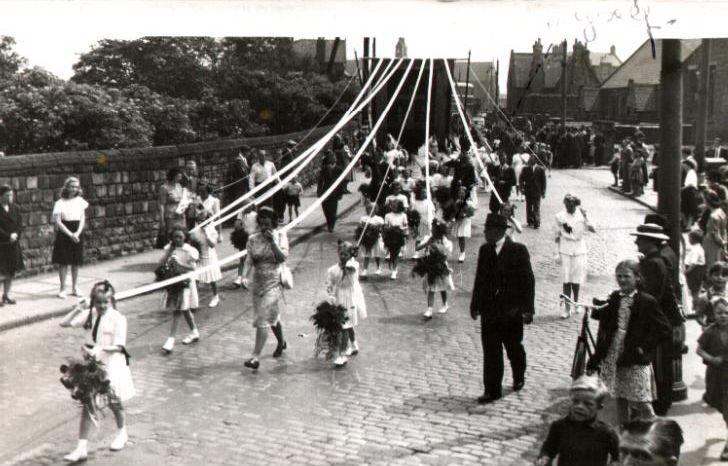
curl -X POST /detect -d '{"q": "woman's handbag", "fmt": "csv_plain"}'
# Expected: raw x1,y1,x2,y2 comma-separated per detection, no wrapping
279,264,293,290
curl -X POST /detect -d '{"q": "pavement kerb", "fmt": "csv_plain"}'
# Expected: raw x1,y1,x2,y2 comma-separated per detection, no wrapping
0,196,361,334
607,186,657,212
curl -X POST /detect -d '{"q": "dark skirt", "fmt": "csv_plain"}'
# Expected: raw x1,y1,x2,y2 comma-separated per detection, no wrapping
286,194,301,207
52,220,84,266
0,241,24,276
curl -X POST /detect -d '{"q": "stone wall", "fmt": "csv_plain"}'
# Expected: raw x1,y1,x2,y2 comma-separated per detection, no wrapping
0,125,341,275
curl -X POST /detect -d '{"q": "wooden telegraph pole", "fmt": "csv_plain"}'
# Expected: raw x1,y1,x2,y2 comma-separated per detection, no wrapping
658,39,688,403
694,39,712,174
464,50,472,113
561,39,568,125
495,59,500,111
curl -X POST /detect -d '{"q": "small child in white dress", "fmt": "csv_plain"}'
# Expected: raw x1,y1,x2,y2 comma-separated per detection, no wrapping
410,181,435,260
383,200,409,280
160,226,201,353
59,281,134,461
416,219,454,320
357,199,385,277
191,204,222,308
325,241,367,367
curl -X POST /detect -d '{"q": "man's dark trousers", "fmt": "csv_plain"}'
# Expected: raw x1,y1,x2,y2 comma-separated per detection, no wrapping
482,316,526,396
525,195,541,227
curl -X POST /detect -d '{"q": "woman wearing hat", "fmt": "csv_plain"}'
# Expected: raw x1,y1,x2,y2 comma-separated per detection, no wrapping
555,194,595,318
704,190,728,272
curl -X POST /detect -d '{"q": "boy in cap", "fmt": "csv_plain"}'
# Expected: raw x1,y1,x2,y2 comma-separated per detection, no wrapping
537,375,619,466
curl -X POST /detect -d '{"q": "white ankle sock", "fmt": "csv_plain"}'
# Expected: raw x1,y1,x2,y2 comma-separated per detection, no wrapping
77,439,88,451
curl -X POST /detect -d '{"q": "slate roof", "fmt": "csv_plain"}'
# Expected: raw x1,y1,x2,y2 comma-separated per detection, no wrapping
601,39,702,89
510,47,621,89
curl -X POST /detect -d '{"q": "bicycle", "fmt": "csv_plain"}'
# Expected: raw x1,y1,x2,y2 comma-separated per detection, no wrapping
559,294,607,380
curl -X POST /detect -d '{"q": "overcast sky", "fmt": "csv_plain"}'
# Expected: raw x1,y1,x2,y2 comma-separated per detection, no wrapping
2,0,726,90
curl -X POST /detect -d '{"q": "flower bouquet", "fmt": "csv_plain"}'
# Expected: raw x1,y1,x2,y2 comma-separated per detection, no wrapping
59,357,111,422
311,301,348,359
382,225,406,259
406,209,421,237
354,222,381,253
230,227,249,251
411,245,450,285
154,258,189,294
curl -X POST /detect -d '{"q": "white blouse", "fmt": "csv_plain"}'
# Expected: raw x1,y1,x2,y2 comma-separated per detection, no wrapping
52,197,89,221
164,243,200,269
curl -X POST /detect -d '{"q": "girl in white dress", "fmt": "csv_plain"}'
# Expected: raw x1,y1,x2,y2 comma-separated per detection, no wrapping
325,241,367,367
191,204,222,308
160,226,201,353
416,219,454,320
383,200,409,280
59,281,134,461
198,183,222,242
452,185,476,263
357,199,385,277
512,151,529,201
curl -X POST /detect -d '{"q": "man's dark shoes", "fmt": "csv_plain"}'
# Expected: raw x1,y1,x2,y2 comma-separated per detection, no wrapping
273,341,287,358
513,380,525,392
2,295,15,305
477,392,502,404
244,358,260,370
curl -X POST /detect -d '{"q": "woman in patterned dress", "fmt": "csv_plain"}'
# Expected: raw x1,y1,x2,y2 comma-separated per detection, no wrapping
587,260,671,425
242,207,289,370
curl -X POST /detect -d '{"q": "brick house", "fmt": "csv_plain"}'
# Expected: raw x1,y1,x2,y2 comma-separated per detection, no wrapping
506,38,621,118
596,38,728,141
291,38,346,76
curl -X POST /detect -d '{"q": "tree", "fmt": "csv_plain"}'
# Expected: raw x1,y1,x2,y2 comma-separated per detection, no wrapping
72,37,220,100
0,36,26,83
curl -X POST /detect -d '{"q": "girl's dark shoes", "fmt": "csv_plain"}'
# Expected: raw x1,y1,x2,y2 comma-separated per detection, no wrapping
273,341,287,358
244,358,260,370
2,295,15,305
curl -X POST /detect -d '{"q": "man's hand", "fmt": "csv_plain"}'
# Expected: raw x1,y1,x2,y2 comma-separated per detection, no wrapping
523,313,534,325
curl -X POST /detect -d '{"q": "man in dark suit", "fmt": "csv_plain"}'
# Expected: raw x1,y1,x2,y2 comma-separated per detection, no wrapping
707,137,728,159
519,157,547,228
470,213,535,403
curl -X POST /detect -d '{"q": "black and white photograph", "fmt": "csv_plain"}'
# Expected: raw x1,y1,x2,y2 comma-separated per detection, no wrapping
0,0,727,464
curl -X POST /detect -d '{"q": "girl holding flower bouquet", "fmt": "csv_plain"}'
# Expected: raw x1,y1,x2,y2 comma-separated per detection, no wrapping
325,241,367,367
414,219,454,320
356,199,385,277
452,184,476,263
59,280,134,461
159,225,201,353
383,199,408,280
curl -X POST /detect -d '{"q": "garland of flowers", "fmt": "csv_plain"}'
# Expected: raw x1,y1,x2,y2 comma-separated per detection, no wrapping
406,209,421,237
382,225,406,258
59,357,111,422
411,245,450,285
154,258,190,294
310,301,348,360
354,222,381,252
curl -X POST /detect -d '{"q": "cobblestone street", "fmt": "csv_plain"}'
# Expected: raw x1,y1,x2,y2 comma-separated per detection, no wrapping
0,169,710,466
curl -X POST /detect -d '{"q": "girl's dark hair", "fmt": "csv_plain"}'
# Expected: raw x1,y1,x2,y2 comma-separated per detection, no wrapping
413,180,427,201
0,184,12,197
166,167,183,182
390,199,404,212
431,219,448,238
620,418,684,460
83,280,117,330
256,206,277,225
168,225,190,244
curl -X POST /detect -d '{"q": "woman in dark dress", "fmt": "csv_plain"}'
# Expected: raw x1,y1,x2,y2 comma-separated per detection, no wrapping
0,185,23,305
